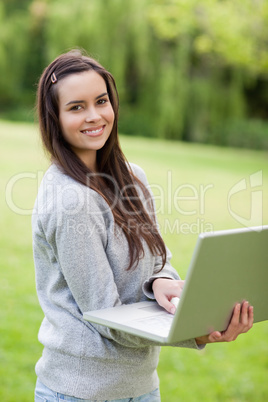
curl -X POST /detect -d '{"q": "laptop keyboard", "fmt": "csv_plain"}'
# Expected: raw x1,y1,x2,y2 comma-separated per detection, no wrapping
129,313,174,337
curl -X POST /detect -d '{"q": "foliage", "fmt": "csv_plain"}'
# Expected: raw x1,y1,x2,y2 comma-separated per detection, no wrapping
149,0,268,73
0,0,268,149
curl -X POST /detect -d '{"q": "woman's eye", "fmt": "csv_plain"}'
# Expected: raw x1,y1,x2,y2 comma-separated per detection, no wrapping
70,105,82,111
97,98,108,105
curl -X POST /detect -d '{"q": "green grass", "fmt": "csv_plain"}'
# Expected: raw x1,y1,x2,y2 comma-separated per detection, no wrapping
0,120,268,401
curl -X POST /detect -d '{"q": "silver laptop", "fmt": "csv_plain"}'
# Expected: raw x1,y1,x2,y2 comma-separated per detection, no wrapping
83,226,268,343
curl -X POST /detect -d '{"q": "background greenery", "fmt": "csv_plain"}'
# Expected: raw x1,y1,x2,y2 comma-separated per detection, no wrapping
1,120,267,401
1,0,268,149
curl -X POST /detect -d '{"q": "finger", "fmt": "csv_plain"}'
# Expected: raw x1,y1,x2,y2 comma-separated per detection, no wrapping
156,294,176,314
164,293,182,314
240,302,254,331
208,331,222,343
218,304,241,341
232,303,242,323
240,301,250,326
248,306,254,327
224,302,253,341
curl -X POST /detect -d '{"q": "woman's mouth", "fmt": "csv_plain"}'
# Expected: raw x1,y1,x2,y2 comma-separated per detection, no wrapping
81,125,105,136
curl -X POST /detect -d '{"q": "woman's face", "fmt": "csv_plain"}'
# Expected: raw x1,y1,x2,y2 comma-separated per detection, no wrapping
58,70,115,170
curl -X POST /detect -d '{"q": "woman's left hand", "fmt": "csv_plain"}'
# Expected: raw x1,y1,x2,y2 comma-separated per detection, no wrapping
195,301,254,345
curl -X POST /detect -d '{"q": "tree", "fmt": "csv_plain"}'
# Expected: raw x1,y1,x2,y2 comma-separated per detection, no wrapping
0,0,267,149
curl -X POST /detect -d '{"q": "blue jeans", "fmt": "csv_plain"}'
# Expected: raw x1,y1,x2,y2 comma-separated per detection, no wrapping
35,378,161,402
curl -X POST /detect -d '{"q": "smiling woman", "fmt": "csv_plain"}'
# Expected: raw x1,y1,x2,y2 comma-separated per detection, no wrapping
34,49,172,401
32,49,253,402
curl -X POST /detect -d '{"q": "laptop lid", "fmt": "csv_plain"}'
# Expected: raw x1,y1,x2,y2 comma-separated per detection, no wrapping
167,225,268,342
83,226,268,343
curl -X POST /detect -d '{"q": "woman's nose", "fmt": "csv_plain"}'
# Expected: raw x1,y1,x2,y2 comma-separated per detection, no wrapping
85,107,101,122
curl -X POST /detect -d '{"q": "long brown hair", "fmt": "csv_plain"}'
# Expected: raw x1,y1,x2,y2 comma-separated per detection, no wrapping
37,49,166,270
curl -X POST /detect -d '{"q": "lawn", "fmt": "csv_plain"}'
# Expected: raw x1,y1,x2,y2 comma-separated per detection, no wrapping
0,120,267,401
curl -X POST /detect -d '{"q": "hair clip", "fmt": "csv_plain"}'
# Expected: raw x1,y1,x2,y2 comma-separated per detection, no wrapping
51,72,57,84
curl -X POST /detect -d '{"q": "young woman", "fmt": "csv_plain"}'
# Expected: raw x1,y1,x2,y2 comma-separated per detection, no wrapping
33,49,253,401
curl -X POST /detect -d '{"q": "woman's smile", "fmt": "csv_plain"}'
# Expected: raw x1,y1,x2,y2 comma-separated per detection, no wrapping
80,125,106,136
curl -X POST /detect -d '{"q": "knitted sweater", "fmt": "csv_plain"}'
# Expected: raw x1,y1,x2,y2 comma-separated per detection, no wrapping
32,162,200,400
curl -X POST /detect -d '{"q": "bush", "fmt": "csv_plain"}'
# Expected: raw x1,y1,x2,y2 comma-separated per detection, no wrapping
211,119,268,150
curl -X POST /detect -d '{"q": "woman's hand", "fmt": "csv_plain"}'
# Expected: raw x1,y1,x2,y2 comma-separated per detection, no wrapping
195,301,254,345
152,278,253,345
152,278,185,314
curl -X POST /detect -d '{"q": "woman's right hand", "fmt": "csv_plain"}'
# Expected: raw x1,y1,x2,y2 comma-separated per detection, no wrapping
152,278,185,315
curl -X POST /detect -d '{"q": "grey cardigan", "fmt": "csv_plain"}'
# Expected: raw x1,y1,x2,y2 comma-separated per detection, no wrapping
32,162,199,400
